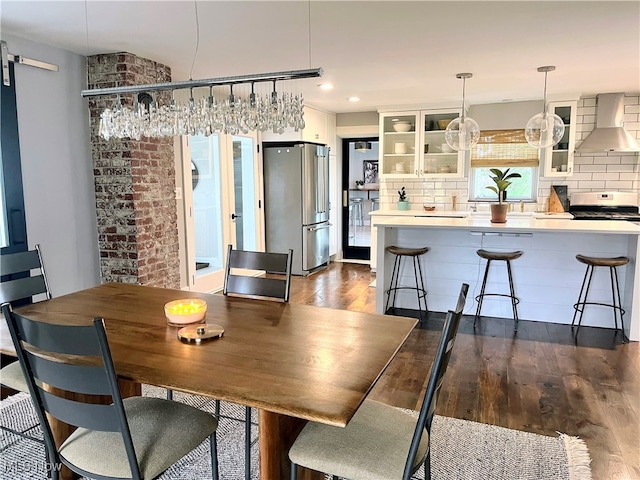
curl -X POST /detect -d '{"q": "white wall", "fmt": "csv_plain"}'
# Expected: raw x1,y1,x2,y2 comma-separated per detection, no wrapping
3,34,100,295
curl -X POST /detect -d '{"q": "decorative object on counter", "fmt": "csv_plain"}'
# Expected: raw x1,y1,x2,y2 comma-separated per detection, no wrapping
525,66,565,149
355,180,364,190
452,194,458,211
397,186,410,210
548,185,569,213
445,73,480,151
165,298,207,326
423,205,436,211
392,121,412,132
486,168,522,223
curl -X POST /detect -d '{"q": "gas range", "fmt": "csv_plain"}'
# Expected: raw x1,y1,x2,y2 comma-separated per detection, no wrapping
569,192,640,221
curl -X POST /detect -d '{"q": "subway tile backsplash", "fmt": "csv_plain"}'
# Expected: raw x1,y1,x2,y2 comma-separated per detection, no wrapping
379,93,640,211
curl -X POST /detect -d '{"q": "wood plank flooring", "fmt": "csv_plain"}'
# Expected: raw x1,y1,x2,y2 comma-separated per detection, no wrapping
289,261,640,480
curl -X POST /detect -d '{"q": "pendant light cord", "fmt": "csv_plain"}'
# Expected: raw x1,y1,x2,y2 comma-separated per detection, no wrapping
461,76,466,120
308,0,312,69
542,71,548,114
189,0,200,81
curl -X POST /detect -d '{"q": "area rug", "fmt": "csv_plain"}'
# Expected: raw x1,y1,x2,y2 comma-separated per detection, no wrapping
0,387,591,480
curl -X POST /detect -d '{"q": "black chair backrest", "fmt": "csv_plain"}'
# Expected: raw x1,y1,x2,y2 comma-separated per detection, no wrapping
403,283,469,479
1,304,141,479
223,244,293,302
0,244,51,304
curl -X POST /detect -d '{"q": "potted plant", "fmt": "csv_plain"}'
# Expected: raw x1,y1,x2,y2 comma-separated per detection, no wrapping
355,180,365,190
486,168,521,223
397,186,410,210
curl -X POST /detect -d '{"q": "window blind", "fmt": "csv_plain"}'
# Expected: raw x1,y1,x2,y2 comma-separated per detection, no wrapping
470,129,539,168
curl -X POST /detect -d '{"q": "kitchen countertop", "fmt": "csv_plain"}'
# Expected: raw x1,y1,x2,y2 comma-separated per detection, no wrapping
373,215,640,235
369,209,575,220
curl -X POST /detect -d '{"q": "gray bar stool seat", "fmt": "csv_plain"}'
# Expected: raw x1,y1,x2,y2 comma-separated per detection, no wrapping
385,246,429,322
572,254,629,343
474,249,523,332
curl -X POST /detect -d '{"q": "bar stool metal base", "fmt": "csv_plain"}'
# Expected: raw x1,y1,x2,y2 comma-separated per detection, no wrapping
473,249,523,332
385,246,429,323
571,254,629,343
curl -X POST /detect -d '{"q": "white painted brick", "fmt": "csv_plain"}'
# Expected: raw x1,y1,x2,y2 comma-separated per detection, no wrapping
621,155,640,164
595,172,621,180
578,180,606,189
620,173,640,183
622,122,640,130
625,105,640,114
594,156,621,165
578,164,607,173
603,180,634,189
577,123,595,133
577,106,596,116
569,172,594,181
624,95,640,106
609,164,637,173
574,155,594,165
582,115,596,124
563,180,579,190
582,98,597,107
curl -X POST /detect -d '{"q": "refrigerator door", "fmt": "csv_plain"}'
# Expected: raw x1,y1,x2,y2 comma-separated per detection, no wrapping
302,221,330,272
302,144,330,225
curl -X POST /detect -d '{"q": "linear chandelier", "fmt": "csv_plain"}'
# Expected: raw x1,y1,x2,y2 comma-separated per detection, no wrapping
81,67,323,140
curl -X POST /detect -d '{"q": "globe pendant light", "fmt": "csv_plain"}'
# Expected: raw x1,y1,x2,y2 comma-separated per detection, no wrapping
445,73,480,152
525,66,565,149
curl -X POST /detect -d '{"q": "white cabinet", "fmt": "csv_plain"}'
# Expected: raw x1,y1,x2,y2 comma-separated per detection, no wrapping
541,100,577,177
261,105,335,147
379,108,466,178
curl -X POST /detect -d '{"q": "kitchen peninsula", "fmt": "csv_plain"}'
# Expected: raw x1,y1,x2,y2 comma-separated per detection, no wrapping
375,216,640,341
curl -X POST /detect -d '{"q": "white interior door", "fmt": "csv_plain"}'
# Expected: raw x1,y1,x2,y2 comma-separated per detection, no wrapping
181,131,263,293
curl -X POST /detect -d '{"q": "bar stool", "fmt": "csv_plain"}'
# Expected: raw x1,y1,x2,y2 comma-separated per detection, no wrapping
473,249,523,332
349,198,364,226
371,198,380,211
572,254,629,343
385,246,429,322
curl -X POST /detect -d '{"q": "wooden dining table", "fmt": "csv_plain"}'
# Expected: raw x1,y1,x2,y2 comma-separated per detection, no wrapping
2,282,417,480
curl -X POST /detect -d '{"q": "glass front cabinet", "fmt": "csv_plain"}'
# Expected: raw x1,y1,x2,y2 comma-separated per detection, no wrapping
379,108,467,178
541,100,577,177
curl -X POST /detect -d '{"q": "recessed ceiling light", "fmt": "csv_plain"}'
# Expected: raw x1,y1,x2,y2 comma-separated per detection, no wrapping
318,83,334,90
348,96,360,102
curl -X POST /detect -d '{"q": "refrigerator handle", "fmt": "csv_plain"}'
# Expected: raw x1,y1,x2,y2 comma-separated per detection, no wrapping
318,152,327,213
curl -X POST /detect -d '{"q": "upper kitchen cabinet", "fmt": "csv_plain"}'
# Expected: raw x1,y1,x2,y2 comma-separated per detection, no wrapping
261,105,336,152
541,100,577,177
379,108,466,178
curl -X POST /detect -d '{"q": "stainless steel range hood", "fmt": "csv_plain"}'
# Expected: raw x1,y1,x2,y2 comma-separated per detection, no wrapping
576,93,639,152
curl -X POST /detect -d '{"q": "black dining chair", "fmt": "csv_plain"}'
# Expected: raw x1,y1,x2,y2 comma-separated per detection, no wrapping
2,303,221,480
1,244,52,395
223,244,293,479
288,283,469,480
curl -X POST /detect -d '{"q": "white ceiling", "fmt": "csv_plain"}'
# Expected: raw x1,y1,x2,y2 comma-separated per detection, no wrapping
2,1,639,114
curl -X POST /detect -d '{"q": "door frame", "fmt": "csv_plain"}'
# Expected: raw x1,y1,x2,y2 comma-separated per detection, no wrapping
341,136,378,261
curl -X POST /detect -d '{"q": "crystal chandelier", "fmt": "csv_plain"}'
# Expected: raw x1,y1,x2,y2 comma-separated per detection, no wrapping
81,68,322,140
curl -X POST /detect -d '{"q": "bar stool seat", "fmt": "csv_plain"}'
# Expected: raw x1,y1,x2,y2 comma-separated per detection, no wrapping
572,254,629,343
385,246,429,323
474,249,523,332
349,198,364,226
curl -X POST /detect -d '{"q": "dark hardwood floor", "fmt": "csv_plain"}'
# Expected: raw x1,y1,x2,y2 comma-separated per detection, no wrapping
289,261,640,480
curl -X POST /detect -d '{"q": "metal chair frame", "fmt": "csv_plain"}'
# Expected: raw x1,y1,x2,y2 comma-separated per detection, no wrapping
2,305,218,480
473,256,520,332
571,262,628,343
385,249,429,323
290,284,469,480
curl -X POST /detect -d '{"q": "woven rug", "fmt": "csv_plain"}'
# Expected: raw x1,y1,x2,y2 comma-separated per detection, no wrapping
0,386,592,480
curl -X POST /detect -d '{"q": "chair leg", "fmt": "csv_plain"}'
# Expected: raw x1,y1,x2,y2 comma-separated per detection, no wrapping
474,259,491,328
210,432,219,480
215,399,221,418
571,265,590,327
612,266,629,343
290,461,297,480
415,255,429,321
166,389,173,401
573,265,594,341
424,450,431,480
506,259,519,332
385,254,401,314
245,406,251,480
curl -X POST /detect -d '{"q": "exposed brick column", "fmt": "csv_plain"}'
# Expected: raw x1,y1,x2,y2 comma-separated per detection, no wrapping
88,52,179,288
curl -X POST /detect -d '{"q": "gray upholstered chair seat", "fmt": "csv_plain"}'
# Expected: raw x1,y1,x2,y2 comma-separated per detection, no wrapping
289,399,428,480
0,361,28,392
60,396,218,479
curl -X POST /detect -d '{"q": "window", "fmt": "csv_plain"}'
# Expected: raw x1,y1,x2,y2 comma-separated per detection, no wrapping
468,130,538,202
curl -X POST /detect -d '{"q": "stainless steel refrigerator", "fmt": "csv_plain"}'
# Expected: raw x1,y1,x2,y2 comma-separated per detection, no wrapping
263,142,330,276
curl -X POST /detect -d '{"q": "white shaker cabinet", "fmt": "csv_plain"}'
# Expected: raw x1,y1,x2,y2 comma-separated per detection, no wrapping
379,108,467,179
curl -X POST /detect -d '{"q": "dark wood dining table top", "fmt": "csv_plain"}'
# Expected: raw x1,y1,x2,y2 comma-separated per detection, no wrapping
4,282,417,427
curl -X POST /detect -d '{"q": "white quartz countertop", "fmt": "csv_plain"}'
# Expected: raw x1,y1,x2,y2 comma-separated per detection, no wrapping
369,209,575,219
374,215,640,235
